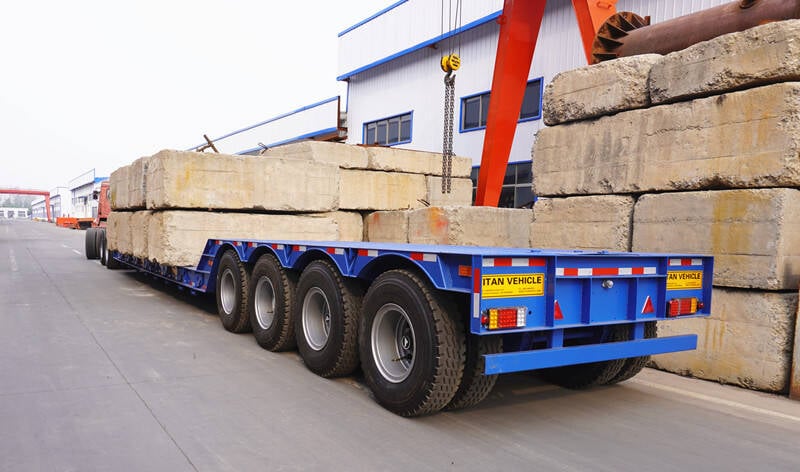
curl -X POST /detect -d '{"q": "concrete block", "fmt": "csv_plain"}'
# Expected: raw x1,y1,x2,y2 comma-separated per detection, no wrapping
425,177,473,207
262,141,369,169
652,288,797,393
531,195,633,251
130,211,152,259
533,83,800,196
364,211,410,243
316,211,364,242
107,211,132,254
791,297,800,399
366,147,472,177
633,189,800,290
543,54,660,125
109,166,130,210
408,206,532,247
650,20,800,104
127,157,150,210
146,211,361,267
339,169,427,211
145,149,339,212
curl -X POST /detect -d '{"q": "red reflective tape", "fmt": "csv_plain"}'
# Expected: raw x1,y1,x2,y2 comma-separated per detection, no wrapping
632,267,644,275
410,253,423,261
529,258,546,267
248,242,255,248
271,244,278,249
293,245,302,251
593,267,619,276
494,258,512,267
326,247,335,254
358,249,368,256
564,268,579,276
473,269,481,294
681,259,692,266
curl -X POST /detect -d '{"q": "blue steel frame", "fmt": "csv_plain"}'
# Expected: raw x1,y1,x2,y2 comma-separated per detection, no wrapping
111,239,713,375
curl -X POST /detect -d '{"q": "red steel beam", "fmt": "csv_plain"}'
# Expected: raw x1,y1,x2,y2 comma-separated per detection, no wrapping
0,189,52,222
475,0,547,207
572,0,618,63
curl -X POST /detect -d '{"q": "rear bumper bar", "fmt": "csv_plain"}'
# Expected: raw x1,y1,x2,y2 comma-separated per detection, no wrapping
483,334,697,375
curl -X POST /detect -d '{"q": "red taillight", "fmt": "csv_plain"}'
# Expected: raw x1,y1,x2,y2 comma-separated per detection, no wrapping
483,307,526,330
668,298,699,317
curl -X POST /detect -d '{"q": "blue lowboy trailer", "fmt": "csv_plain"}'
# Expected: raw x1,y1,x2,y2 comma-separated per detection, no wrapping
109,239,712,417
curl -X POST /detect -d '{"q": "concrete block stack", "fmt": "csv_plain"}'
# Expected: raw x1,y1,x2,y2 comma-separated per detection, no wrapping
108,143,473,267
531,20,800,394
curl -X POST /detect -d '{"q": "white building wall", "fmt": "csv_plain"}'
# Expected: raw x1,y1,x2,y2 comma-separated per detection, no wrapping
341,0,733,166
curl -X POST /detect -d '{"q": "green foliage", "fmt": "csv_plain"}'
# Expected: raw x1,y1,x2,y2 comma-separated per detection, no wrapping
0,194,37,209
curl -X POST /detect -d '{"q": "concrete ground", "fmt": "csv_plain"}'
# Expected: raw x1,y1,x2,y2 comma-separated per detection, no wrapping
2,218,800,472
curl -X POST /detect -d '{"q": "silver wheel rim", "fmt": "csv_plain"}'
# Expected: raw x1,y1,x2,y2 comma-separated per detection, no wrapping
371,303,415,383
220,269,236,315
302,287,330,351
254,276,276,330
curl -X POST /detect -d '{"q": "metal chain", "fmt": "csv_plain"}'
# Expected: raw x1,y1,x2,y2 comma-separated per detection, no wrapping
442,72,455,194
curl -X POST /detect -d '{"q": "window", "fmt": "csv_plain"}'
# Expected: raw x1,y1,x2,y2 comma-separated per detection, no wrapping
470,161,535,208
460,77,544,132
363,112,412,146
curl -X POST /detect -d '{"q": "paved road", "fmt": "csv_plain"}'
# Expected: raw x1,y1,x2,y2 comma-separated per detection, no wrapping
2,218,800,472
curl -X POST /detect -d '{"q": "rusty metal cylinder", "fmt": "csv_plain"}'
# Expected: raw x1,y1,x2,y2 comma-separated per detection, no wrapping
592,0,800,62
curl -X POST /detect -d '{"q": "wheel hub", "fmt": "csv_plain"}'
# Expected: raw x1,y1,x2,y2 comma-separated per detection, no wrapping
372,303,416,383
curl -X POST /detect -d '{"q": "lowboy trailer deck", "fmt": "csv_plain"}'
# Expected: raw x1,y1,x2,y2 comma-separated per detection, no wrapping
109,239,712,416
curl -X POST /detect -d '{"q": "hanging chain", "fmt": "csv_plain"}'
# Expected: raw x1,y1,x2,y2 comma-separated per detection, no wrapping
442,71,455,193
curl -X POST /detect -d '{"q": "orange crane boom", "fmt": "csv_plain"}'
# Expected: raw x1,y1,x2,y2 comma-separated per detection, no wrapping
0,189,52,222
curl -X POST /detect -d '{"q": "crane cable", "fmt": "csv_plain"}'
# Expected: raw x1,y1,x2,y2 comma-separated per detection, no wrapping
440,0,462,193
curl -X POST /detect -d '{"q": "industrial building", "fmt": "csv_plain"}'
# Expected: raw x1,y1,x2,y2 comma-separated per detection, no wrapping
195,0,731,207
30,170,106,220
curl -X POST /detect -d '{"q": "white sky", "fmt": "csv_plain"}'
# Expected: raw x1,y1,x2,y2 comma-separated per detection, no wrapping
0,0,382,191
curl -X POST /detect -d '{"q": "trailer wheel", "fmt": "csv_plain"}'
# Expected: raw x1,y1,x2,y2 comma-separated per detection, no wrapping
605,322,658,385
100,229,123,269
85,228,99,259
215,250,251,333
359,270,465,417
248,253,298,351
540,325,627,389
294,259,362,378
445,335,502,411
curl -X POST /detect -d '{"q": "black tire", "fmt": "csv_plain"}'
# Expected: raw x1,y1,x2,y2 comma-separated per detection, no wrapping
85,228,98,259
445,335,502,411
294,259,363,378
248,253,298,352
215,250,251,333
359,270,465,417
93,228,103,260
606,322,658,385
101,229,123,269
540,325,628,389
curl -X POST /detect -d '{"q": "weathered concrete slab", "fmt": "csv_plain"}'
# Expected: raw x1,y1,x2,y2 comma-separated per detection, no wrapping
339,170,427,211
145,150,340,212
425,177,473,207
408,206,532,247
262,141,369,169
366,147,472,177
650,20,800,104
531,195,633,251
130,211,152,259
146,211,363,267
127,157,150,210
543,54,660,125
633,189,800,290
364,211,410,243
533,83,800,196
107,211,132,254
652,288,797,393
109,165,130,210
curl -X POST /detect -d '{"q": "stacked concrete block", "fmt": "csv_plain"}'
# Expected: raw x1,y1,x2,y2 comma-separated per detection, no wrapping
130,211,152,259
339,170,427,211
147,211,363,267
109,165,130,210
652,289,797,393
633,189,800,290
106,211,131,253
530,21,800,394
530,195,633,251
364,210,410,243
145,150,340,212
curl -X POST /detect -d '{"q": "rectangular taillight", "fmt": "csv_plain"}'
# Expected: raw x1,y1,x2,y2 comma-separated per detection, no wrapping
667,298,702,317
482,307,526,330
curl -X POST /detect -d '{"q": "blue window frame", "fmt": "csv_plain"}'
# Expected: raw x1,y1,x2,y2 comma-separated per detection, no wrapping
460,77,544,132
363,112,413,146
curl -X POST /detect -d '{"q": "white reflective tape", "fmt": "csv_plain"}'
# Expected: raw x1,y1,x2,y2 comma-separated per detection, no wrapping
368,250,378,257
555,268,565,276
511,258,528,267
692,258,702,266
619,267,632,275
669,259,681,266
578,268,592,276
472,293,480,318
335,248,344,255
423,253,437,262
276,244,284,250
298,246,306,251
644,267,657,275
483,258,495,267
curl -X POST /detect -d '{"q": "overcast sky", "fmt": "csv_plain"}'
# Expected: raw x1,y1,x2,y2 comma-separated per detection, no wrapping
0,0,381,191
